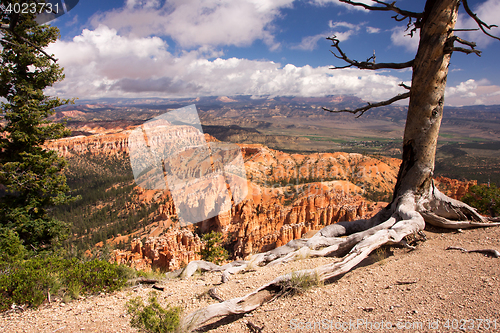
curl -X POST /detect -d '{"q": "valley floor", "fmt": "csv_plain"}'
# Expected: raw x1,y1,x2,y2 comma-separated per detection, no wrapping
1,225,499,333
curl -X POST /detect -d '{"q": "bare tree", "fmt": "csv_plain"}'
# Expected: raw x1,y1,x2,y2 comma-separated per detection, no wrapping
178,1,500,330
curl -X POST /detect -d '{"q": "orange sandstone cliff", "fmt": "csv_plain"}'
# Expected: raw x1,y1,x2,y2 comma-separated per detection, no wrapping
47,130,475,272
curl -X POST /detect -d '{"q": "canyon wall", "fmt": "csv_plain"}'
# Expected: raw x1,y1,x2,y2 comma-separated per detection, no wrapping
49,130,475,272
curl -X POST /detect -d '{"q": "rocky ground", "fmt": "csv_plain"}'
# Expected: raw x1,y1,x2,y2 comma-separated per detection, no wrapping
1,224,499,333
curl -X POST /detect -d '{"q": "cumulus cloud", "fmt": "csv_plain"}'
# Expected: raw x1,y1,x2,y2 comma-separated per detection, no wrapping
390,26,419,53
45,25,411,101
455,0,500,47
446,79,479,98
445,79,500,106
90,0,294,49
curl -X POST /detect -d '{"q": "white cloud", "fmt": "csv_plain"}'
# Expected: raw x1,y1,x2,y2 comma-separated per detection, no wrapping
126,0,161,9
311,0,374,10
90,0,294,49
455,0,500,47
446,79,478,98
291,33,327,50
366,26,380,34
390,26,419,53
329,21,358,30
291,20,364,51
46,25,410,101
445,79,500,106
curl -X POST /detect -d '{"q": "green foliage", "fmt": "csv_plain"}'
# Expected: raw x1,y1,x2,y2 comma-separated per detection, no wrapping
0,256,135,312
0,228,27,263
47,152,160,253
0,0,75,250
127,292,182,333
61,258,131,294
198,231,229,265
462,184,500,217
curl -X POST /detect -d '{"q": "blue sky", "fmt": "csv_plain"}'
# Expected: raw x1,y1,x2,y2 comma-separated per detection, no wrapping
45,0,500,106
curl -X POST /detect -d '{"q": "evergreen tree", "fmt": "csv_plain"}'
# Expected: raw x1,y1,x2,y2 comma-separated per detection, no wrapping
0,1,74,250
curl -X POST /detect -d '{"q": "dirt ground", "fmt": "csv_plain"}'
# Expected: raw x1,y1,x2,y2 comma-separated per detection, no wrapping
1,224,499,333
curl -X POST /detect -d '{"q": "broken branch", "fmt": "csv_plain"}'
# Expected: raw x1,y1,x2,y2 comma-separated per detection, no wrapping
328,36,414,70
323,92,410,118
446,47,481,56
446,246,500,258
399,82,411,90
246,321,264,333
445,36,482,56
462,0,500,41
338,0,423,19
208,287,225,302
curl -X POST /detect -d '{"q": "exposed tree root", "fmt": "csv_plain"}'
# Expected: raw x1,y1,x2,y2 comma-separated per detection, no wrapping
421,186,500,229
178,187,499,332
446,246,500,258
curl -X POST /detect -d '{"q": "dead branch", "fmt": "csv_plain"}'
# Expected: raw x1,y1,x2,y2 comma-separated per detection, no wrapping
395,280,417,285
338,0,423,19
208,287,225,302
451,35,477,48
462,0,500,41
446,47,481,56
327,36,414,70
134,277,159,284
246,321,264,333
323,92,410,118
446,246,500,258
445,36,482,56
399,82,411,90
152,285,166,291
450,28,479,32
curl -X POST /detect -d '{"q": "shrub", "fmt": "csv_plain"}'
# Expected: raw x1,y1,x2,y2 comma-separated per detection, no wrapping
0,256,135,312
61,258,130,294
0,229,27,263
462,184,500,217
198,231,229,265
279,270,322,297
127,292,182,333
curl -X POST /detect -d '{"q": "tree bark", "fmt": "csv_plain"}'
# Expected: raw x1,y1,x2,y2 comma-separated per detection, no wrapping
394,0,459,199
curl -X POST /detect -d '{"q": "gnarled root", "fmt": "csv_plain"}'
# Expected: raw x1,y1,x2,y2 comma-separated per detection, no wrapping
420,185,500,229
179,195,425,331
179,187,499,331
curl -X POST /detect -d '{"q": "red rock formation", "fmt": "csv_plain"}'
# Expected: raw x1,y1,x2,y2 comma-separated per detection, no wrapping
434,176,477,200
112,229,203,271
50,130,405,271
46,132,129,157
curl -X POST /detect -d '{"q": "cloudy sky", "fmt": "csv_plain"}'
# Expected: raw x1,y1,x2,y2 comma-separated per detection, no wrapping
46,0,500,106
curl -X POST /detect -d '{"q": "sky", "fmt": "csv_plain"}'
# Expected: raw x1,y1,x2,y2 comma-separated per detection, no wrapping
44,0,500,106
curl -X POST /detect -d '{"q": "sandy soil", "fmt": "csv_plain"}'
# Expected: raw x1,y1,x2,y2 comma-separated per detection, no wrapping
1,225,499,333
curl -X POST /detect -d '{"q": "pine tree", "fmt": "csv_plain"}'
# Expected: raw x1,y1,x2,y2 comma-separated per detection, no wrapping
0,1,74,250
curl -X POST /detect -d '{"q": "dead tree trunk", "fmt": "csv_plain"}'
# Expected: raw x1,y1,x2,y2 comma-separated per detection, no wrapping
393,0,487,227
178,1,500,330
393,0,457,199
